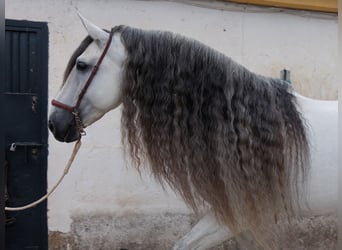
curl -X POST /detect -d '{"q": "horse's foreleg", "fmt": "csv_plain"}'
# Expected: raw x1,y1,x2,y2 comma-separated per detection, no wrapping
172,212,231,250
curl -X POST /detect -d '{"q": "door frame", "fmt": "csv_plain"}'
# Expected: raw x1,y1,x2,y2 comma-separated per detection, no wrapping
0,1,5,248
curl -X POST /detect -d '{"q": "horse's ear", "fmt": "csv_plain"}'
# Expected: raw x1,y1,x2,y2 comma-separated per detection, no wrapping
78,12,108,43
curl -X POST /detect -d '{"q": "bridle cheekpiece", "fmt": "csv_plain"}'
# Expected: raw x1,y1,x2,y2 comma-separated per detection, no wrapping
51,28,115,138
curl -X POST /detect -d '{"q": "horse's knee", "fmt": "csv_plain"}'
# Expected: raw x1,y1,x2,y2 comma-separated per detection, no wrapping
172,241,187,250
172,212,232,250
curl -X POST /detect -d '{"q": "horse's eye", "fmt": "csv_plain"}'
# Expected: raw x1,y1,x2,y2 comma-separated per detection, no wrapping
76,61,88,71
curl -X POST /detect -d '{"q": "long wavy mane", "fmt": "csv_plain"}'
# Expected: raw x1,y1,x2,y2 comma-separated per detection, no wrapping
117,26,309,248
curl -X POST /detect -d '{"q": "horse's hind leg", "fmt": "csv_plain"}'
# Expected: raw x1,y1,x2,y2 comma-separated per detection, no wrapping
172,212,231,250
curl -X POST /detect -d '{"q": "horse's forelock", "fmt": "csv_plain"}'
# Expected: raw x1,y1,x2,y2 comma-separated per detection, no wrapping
63,27,127,86
63,35,93,85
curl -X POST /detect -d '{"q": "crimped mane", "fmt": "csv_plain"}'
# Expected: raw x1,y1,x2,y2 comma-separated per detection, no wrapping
117,26,309,248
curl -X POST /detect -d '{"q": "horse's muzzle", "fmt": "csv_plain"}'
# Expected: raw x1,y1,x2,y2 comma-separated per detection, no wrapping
48,111,80,143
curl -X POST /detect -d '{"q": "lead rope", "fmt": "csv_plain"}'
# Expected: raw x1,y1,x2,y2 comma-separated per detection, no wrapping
5,139,82,211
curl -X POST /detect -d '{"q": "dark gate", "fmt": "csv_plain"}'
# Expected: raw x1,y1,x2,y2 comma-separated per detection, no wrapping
4,19,48,250
1,5,6,250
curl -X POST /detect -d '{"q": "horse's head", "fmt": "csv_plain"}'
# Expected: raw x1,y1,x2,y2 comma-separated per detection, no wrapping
49,15,126,142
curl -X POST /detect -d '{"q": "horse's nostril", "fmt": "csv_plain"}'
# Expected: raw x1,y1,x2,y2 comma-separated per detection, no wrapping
48,120,55,133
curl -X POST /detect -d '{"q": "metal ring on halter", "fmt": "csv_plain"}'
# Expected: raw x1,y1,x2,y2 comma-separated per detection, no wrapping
72,109,86,137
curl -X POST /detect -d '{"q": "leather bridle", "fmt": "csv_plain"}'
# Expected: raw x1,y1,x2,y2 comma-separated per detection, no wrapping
51,29,114,137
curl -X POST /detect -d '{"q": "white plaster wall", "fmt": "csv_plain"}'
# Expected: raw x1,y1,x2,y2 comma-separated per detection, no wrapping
5,0,338,236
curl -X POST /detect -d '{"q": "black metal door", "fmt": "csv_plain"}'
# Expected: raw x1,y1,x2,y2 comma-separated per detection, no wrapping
1,6,6,250
4,19,48,250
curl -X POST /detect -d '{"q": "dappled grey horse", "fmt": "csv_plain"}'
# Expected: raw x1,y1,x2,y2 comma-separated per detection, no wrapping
49,15,337,249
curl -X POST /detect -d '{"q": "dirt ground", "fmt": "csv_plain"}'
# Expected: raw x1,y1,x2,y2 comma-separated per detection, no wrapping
210,214,337,250
49,214,336,250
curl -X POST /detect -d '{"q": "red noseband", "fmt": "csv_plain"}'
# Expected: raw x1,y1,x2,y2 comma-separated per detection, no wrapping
51,28,115,135
51,99,76,113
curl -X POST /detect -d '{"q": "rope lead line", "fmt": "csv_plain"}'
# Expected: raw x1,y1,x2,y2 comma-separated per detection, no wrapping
5,139,82,211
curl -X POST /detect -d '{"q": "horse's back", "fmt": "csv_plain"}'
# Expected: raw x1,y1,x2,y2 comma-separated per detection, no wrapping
296,94,337,214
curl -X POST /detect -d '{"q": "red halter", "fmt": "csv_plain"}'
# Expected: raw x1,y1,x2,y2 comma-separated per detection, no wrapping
52,29,114,135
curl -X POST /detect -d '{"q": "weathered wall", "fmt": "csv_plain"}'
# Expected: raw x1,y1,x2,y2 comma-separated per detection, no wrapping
5,0,338,249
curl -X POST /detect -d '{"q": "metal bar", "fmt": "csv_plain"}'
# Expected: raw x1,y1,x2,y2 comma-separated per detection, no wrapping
11,32,19,92
28,32,37,93
19,32,29,93
280,69,291,84
337,1,342,250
